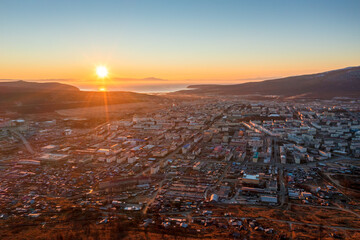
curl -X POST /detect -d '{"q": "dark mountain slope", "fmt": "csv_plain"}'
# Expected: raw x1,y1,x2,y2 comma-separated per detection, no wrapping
180,66,360,98
0,81,160,113
0,80,80,92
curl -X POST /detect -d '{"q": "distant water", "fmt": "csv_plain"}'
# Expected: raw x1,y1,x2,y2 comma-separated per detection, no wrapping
82,84,190,93
132,84,189,93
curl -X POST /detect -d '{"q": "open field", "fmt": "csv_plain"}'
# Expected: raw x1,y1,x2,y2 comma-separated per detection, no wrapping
56,102,166,118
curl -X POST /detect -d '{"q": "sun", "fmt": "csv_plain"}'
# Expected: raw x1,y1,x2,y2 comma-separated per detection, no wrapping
96,66,108,78
99,87,107,92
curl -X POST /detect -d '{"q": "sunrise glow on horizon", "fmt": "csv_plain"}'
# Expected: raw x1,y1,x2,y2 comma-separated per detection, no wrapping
1,0,359,91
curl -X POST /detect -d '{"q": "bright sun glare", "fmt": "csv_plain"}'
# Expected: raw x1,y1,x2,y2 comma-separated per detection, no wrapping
99,87,107,92
96,66,108,78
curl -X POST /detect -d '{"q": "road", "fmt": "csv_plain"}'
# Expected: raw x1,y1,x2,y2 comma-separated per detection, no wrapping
278,168,286,207
10,129,34,154
315,171,357,205
188,215,360,231
142,174,167,214
290,203,360,219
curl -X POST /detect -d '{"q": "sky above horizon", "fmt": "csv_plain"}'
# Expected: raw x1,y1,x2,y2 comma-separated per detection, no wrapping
1,0,360,91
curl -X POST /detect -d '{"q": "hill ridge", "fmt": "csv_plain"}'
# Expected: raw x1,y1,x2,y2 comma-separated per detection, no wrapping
182,66,360,98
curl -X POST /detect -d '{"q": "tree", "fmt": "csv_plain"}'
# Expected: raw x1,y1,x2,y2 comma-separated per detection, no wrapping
56,233,64,240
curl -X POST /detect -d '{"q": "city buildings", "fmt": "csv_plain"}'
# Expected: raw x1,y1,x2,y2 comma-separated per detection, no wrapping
0,96,359,238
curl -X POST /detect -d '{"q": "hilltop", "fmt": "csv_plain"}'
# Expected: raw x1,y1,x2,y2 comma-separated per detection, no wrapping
0,81,160,113
179,66,360,98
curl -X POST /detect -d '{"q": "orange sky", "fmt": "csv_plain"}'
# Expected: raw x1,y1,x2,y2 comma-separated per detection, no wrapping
1,1,359,91
1,59,359,91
